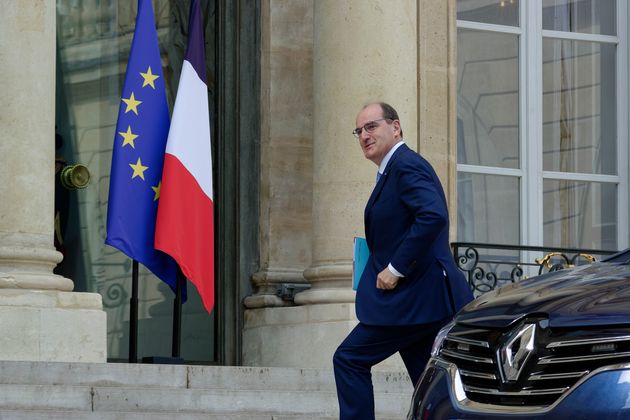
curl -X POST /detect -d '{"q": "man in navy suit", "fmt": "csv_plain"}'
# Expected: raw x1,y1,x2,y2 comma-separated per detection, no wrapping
333,102,474,419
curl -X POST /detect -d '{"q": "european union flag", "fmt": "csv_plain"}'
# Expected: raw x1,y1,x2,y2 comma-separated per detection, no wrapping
106,0,181,296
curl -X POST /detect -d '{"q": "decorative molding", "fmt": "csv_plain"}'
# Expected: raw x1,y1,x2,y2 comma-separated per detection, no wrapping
0,245,73,291
251,267,308,286
293,288,355,305
244,267,308,308
243,294,291,309
302,262,352,285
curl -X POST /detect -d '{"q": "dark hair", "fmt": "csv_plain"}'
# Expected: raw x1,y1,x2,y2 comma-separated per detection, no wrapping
365,102,404,138
378,102,399,121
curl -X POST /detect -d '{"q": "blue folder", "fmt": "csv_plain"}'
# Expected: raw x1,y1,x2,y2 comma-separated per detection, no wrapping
352,237,370,290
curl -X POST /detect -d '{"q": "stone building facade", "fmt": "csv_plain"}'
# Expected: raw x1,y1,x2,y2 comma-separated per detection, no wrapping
243,0,458,368
1,0,625,367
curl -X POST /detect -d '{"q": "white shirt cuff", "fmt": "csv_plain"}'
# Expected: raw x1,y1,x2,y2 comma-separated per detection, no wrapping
388,263,404,277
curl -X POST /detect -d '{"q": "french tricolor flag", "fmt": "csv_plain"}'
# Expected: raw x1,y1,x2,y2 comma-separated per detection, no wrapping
155,0,214,313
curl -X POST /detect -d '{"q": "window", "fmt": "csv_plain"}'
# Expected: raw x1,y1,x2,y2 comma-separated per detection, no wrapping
456,0,627,251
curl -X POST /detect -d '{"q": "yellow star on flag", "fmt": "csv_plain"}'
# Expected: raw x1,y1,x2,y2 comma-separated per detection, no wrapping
122,92,142,115
152,181,161,201
118,125,139,148
140,66,160,89
129,157,148,180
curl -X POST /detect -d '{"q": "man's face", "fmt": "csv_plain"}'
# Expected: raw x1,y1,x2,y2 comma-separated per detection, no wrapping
355,104,401,165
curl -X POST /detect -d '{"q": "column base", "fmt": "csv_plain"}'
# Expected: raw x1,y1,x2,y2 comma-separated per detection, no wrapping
243,294,293,308
0,245,73,291
293,288,355,305
297,262,356,304
242,303,405,370
0,289,106,362
244,267,310,308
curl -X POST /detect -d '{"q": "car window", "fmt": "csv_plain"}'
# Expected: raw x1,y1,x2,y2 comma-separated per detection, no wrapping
602,249,630,264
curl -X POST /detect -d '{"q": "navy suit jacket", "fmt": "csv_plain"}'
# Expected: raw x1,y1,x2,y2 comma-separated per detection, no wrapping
356,144,474,325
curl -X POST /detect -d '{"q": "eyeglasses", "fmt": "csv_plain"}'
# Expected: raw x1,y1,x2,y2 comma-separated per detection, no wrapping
352,118,391,138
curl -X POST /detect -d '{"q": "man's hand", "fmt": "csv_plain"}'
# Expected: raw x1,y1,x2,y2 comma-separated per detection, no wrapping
376,268,400,290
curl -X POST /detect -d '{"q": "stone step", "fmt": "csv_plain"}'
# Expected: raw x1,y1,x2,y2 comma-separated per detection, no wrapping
188,365,412,394
0,362,412,419
0,411,403,420
0,383,410,418
0,361,412,393
93,386,409,417
0,384,92,412
0,362,186,389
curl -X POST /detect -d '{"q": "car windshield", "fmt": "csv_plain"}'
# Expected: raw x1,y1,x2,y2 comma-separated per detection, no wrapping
602,248,630,264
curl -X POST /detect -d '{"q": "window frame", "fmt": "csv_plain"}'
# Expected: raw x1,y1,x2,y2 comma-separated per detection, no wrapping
456,0,629,250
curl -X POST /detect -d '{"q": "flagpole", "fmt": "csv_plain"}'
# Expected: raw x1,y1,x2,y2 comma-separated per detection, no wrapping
172,269,184,358
129,259,139,363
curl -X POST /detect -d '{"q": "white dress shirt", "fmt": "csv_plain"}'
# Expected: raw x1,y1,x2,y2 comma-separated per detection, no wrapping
377,140,405,178
376,140,406,278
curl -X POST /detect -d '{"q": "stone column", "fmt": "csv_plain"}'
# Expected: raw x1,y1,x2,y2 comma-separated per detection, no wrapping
242,0,316,366
243,0,314,309
0,0,106,362
417,0,459,238
244,0,420,367
278,0,418,368
295,0,418,305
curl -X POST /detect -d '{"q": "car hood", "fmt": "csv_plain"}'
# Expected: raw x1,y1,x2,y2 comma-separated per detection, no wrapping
456,262,630,329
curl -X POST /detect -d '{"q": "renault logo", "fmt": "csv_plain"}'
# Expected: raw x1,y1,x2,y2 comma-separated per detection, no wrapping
497,323,537,383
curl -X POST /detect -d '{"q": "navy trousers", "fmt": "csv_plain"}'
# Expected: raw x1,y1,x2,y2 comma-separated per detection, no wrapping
333,319,449,420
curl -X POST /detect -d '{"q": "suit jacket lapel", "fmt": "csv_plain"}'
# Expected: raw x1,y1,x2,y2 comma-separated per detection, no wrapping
364,144,410,227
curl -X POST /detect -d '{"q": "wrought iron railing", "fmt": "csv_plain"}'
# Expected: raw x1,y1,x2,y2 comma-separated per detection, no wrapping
451,242,617,295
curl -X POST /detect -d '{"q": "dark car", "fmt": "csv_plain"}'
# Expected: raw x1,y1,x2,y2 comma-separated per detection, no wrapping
408,249,630,419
